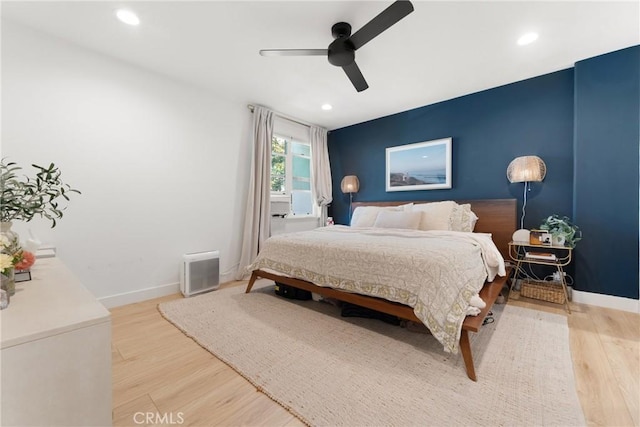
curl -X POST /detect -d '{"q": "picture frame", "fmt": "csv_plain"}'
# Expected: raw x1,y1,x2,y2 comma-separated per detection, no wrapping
530,230,552,246
386,137,452,192
15,270,32,282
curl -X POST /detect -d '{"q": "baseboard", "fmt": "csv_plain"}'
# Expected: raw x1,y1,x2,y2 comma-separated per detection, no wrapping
99,282,180,309
572,289,640,314
220,272,235,286
98,271,237,309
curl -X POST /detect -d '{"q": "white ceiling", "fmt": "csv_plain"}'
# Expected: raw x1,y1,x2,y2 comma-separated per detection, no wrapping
2,1,638,130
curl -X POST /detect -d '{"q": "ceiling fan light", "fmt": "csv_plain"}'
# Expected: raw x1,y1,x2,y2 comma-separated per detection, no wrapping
321,104,333,111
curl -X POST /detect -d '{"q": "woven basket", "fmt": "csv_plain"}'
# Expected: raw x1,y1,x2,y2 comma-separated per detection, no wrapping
520,280,566,304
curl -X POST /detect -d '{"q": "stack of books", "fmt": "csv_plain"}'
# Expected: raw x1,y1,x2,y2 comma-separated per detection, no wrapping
524,251,557,261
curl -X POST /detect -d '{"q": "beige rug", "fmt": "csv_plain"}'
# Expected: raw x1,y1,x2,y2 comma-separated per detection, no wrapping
159,281,585,426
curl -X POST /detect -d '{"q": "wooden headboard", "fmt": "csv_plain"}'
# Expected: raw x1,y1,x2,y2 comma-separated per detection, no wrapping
350,199,517,260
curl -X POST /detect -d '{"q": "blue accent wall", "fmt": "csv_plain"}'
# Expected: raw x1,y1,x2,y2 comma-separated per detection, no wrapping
574,46,639,299
328,46,639,300
329,69,575,228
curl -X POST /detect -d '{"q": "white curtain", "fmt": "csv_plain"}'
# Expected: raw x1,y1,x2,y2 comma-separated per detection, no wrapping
236,106,274,279
310,125,332,225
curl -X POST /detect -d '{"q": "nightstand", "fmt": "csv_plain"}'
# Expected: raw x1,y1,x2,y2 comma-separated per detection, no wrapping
508,241,572,313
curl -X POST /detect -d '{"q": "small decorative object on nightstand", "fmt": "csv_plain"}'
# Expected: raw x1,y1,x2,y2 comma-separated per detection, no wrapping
529,229,552,246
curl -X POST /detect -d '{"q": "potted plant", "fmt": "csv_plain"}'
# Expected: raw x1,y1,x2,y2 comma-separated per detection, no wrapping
1,159,81,228
539,215,582,248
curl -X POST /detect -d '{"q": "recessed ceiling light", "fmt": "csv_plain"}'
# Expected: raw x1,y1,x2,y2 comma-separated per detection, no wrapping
517,32,538,46
116,9,140,26
321,104,333,111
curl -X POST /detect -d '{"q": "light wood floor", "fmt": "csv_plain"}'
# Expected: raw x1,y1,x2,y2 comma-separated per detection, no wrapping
111,282,639,427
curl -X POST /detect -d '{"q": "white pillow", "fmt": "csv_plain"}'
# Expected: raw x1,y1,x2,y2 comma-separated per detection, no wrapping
351,206,383,227
411,201,457,231
373,210,422,230
350,204,414,227
450,203,479,232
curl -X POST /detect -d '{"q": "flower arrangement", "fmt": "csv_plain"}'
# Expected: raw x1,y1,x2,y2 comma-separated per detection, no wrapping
0,231,23,295
15,251,35,271
0,233,22,274
1,159,80,227
539,215,582,248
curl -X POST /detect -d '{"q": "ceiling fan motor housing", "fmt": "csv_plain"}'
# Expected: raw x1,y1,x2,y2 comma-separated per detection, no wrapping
328,41,355,67
331,22,352,39
328,22,355,67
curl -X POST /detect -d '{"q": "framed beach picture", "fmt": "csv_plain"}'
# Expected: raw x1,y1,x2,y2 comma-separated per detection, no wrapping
385,137,452,192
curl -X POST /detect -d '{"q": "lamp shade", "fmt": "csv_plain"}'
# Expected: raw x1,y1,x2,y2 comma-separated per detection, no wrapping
507,156,546,183
340,175,359,193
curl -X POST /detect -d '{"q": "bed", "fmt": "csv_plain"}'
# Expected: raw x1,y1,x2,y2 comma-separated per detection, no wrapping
245,199,516,381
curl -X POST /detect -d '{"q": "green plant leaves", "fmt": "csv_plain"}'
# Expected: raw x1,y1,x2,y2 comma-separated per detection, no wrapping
539,214,582,248
0,158,80,228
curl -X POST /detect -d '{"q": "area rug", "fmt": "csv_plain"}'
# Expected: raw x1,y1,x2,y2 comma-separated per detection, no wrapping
159,281,585,426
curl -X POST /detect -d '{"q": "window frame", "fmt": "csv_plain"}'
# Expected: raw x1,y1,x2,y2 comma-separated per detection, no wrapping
270,134,317,217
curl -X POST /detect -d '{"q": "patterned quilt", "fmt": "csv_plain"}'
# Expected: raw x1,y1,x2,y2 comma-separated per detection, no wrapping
246,226,506,353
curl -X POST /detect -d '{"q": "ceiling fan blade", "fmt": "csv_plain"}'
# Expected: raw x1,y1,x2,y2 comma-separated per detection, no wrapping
259,49,328,57
342,62,369,92
349,0,414,50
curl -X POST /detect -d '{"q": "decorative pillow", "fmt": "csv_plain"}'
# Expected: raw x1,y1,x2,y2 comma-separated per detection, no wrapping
350,204,413,227
411,201,457,231
469,207,479,231
449,203,479,232
373,210,422,230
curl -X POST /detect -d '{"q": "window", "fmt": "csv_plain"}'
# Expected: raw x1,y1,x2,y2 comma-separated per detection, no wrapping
270,135,315,216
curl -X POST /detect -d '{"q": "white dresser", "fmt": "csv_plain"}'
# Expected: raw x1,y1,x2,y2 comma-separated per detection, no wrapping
0,257,112,426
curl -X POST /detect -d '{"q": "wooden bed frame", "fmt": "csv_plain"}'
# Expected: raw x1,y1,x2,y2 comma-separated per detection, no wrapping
245,199,516,381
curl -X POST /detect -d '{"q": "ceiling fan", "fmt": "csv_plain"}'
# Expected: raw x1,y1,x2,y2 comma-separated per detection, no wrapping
259,1,414,92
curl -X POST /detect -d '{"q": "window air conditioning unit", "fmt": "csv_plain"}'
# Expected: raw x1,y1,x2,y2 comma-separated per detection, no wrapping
180,250,220,297
271,200,290,217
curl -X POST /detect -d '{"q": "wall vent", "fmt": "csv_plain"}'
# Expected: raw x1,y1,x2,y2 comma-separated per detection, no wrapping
180,251,220,297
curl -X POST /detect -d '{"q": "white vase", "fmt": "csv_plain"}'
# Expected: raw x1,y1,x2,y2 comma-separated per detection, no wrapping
1,269,15,296
552,234,566,246
0,288,9,309
1,221,19,243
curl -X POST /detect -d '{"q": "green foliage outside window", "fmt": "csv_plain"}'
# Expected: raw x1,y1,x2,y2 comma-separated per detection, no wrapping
271,137,286,192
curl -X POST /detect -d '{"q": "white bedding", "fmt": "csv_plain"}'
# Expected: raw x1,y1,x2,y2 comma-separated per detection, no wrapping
246,226,506,353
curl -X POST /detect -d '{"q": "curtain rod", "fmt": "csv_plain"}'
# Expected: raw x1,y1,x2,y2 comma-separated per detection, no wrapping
247,104,317,129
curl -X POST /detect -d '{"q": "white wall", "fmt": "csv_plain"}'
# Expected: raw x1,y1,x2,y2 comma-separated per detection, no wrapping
1,21,251,303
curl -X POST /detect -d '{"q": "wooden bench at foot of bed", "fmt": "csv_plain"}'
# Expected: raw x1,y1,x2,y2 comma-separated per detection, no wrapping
245,267,512,382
